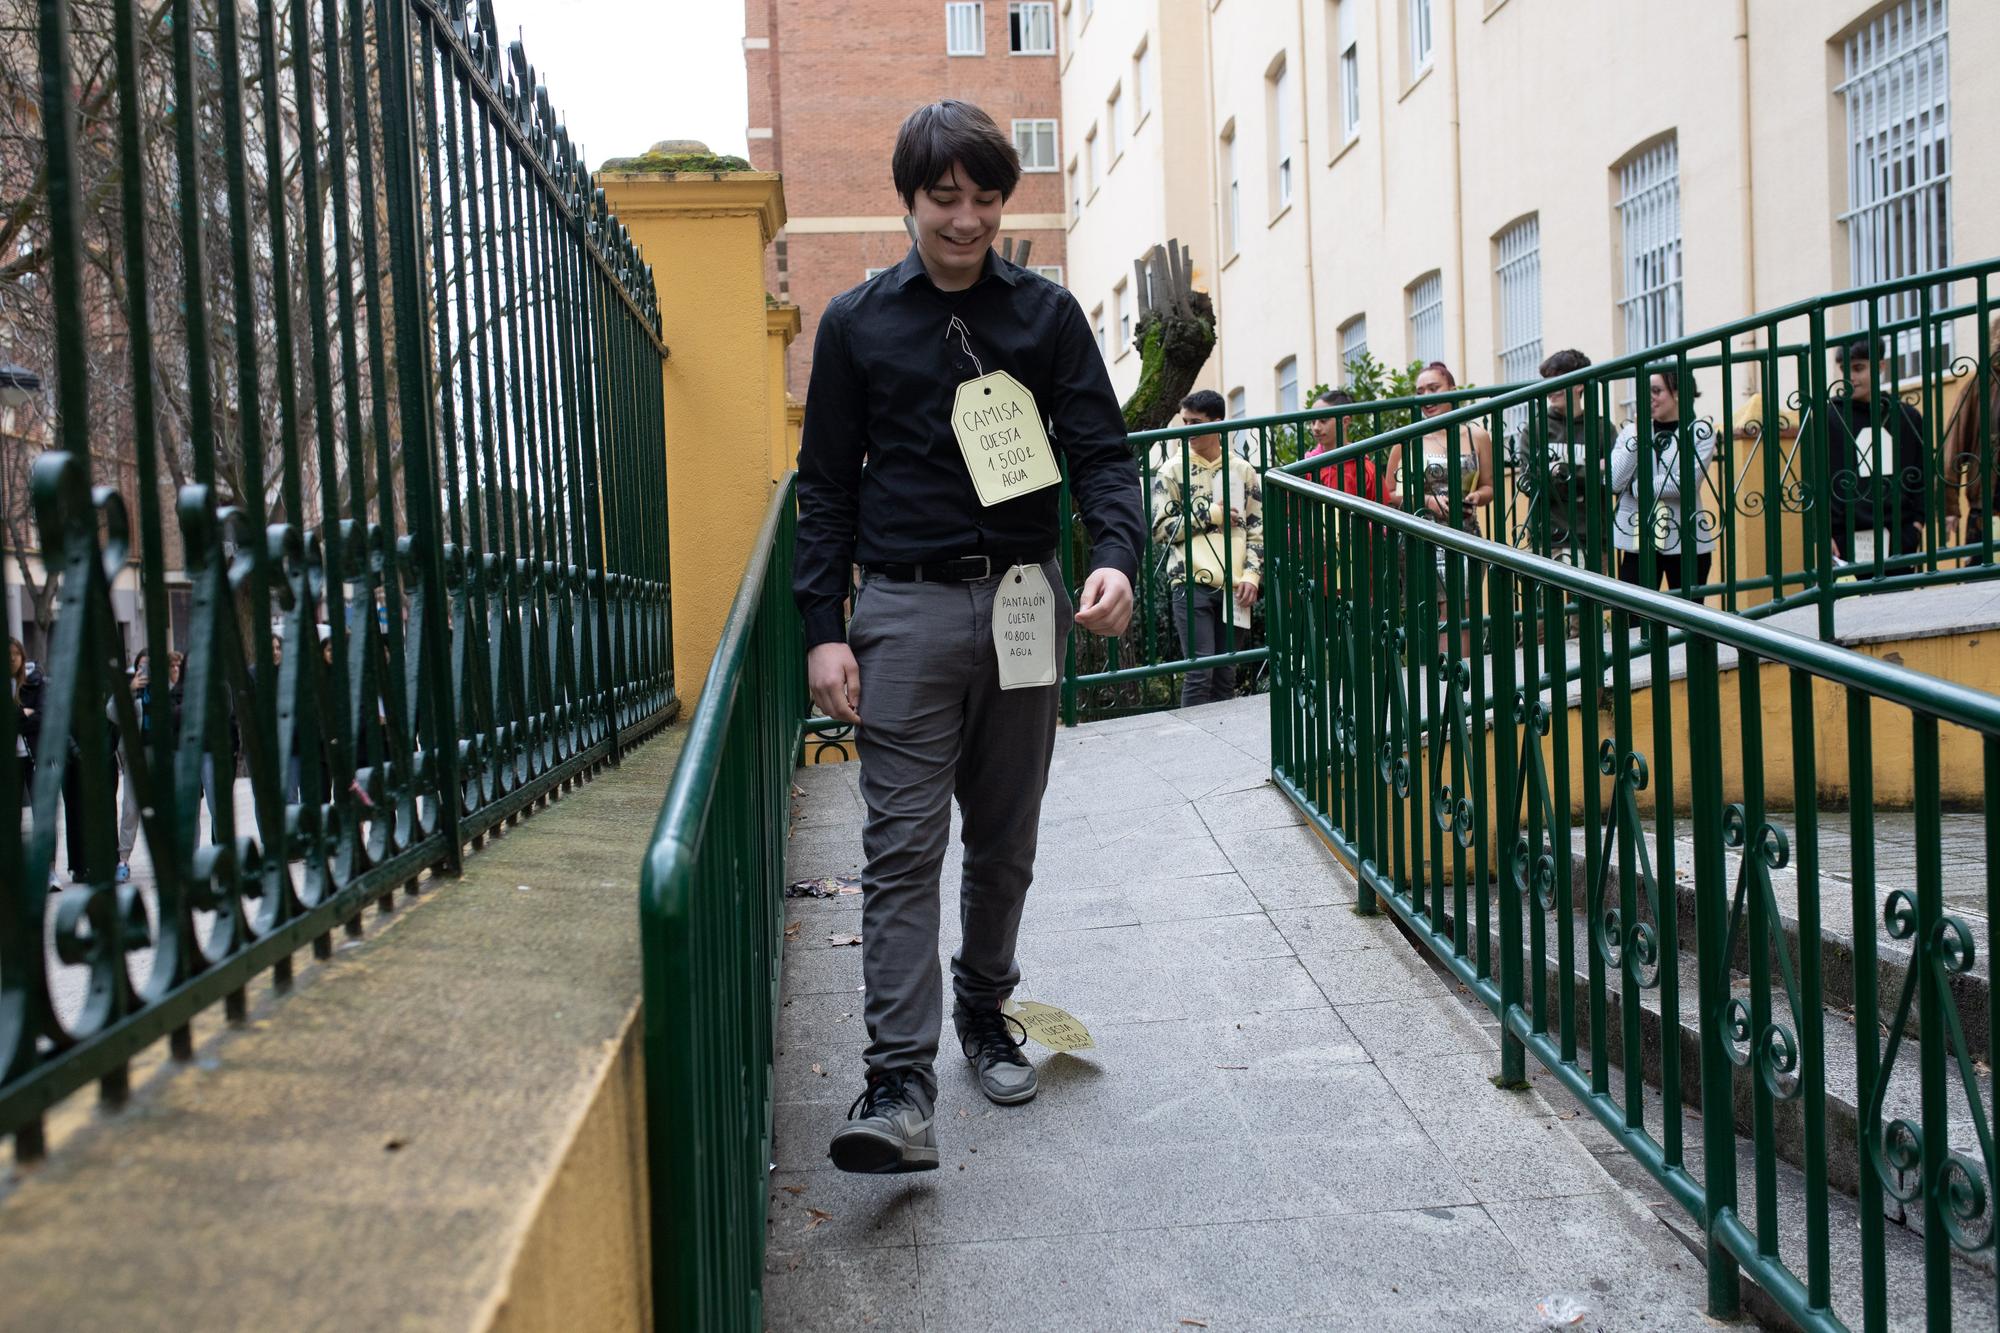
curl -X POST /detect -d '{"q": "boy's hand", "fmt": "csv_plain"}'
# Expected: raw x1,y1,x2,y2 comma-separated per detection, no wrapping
1074,568,1133,637
807,643,862,723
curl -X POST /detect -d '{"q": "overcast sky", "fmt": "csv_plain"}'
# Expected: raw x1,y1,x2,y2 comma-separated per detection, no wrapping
485,0,749,169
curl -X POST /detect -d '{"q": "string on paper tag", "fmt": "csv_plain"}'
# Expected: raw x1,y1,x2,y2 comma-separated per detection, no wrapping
946,314,1060,506
945,314,986,377
991,563,1058,690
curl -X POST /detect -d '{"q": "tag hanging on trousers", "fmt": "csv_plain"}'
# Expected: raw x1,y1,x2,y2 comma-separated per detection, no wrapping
953,370,1061,507
992,562,1058,690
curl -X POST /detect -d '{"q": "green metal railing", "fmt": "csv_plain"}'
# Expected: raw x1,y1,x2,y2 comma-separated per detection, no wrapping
1265,453,1998,1328
639,474,800,1333
1047,386,1506,724
4,0,673,1156
1279,259,2000,651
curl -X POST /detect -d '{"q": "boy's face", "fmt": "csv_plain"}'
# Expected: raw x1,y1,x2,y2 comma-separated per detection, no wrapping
1845,353,1873,400
909,162,1003,290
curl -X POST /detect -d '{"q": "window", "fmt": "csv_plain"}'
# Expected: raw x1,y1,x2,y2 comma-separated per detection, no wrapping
1034,265,1065,285
1062,0,1074,51
1013,118,1058,171
1009,1,1055,53
1406,270,1444,366
1085,125,1100,193
1617,136,1683,361
1107,85,1123,160
1268,57,1293,212
1335,0,1361,141
1131,38,1152,125
1068,160,1082,219
1115,279,1131,352
1221,124,1241,255
1338,316,1368,383
1276,356,1300,415
1839,0,1951,381
1494,215,1543,428
1093,304,1108,360
1083,0,1093,18
1408,0,1433,75
1227,387,1250,457
864,267,892,279
947,2,985,55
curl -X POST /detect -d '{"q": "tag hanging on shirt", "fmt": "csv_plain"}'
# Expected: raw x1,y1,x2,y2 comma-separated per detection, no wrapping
991,562,1059,690
946,315,1060,507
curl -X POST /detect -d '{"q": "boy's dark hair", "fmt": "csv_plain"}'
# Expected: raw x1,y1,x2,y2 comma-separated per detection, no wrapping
892,101,1021,208
1839,335,1881,367
1539,348,1591,378
1310,388,1354,408
1180,389,1226,421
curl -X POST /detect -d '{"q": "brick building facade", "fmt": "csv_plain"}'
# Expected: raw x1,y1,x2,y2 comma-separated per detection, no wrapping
745,0,1068,395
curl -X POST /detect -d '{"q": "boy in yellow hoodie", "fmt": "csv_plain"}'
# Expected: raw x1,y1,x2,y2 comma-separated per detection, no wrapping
1150,391,1264,706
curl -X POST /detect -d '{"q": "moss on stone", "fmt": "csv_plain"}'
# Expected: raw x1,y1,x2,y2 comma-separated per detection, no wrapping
597,150,754,175
1120,290,1217,433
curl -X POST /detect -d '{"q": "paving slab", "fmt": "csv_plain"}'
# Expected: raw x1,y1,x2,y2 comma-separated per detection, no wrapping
769,703,1716,1331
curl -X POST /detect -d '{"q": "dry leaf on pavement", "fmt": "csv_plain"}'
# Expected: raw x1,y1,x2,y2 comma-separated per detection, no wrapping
828,933,862,947
804,1208,834,1230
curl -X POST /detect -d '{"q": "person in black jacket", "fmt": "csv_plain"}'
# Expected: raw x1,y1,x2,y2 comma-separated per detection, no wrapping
1827,337,1927,566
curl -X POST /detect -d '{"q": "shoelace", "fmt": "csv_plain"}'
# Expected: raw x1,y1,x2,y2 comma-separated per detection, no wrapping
959,1009,1030,1067
847,1070,918,1120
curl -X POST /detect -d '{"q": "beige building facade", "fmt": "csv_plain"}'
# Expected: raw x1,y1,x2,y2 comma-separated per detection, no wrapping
1061,0,1996,421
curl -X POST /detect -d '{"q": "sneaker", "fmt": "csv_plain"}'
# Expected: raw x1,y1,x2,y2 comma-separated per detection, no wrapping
828,1069,938,1174
115,862,130,883
955,1007,1037,1105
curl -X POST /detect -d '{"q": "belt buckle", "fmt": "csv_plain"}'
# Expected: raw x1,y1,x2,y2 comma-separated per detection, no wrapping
965,555,992,580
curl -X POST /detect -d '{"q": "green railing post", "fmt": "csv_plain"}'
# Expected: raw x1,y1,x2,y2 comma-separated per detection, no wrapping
1686,639,1743,1319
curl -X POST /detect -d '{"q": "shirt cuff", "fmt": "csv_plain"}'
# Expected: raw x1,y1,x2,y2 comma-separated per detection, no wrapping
803,603,848,649
1088,543,1139,585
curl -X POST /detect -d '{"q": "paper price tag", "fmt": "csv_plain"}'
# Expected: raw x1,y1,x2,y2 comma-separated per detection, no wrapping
992,562,1058,691
1004,999,1095,1052
953,371,1060,507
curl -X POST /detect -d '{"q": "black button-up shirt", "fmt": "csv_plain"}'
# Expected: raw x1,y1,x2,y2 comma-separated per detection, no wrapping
793,246,1143,648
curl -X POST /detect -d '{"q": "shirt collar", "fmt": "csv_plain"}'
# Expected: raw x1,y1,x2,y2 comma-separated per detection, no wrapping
892,243,1021,291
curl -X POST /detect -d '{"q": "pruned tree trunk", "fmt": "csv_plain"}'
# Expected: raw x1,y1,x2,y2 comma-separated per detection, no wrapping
1120,240,1216,433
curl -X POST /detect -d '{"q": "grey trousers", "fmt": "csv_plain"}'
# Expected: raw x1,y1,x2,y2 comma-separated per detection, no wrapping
1170,584,1235,707
847,559,1073,1085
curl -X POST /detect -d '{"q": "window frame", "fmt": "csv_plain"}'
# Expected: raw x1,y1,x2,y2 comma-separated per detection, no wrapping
1033,264,1065,285
1335,0,1361,143
1268,56,1294,214
1221,122,1241,257
1068,159,1082,220
1493,214,1543,427
1131,37,1152,127
1276,355,1301,416
1085,125,1100,195
1406,270,1445,367
1114,278,1132,356
946,1,986,56
1615,135,1684,363
1408,0,1433,77
1838,0,1952,382
1106,83,1124,162
1008,0,1057,54
1012,118,1060,172
1338,315,1369,384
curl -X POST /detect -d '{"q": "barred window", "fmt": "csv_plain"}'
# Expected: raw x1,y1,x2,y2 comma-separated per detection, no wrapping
1616,137,1683,362
1839,0,1951,382
1406,270,1444,367
1339,316,1368,384
1495,215,1543,428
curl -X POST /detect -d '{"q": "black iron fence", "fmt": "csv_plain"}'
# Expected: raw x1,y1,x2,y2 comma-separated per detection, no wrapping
2,0,673,1157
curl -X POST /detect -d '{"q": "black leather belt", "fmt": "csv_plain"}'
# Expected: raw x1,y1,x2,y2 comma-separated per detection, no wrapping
863,552,1053,583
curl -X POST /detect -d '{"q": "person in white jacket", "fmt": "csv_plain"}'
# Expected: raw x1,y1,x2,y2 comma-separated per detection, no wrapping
1610,370,1717,593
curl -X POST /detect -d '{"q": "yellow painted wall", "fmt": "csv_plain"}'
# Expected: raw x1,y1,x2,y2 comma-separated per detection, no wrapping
601,171,788,705
767,304,802,481
483,1010,651,1333
1367,624,2000,881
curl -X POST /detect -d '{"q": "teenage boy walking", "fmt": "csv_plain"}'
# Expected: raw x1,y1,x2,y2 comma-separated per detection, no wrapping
794,100,1142,1173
